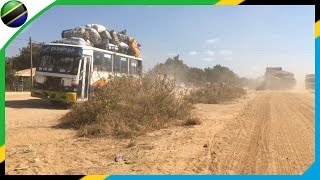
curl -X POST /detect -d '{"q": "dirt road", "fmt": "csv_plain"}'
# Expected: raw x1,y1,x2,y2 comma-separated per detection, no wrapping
5,90,314,175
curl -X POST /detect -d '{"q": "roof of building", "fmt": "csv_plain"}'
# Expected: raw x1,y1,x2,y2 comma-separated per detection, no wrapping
15,68,36,77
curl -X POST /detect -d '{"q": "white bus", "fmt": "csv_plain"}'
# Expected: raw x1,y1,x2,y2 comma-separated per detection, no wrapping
31,43,142,104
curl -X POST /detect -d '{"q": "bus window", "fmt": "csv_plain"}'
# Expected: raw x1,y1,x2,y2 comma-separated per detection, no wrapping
93,51,112,72
129,59,137,74
114,55,128,74
38,55,55,72
37,55,80,75
137,60,142,75
120,57,128,74
114,55,121,73
55,57,74,73
104,54,112,72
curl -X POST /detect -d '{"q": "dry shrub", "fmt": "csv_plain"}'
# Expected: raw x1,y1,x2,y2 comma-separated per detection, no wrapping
183,117,201,126
185,83,246,104
59,73,195,138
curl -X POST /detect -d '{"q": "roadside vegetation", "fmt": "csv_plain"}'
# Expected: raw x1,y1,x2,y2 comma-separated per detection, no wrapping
59,55,252,138
184,84,247,104
150,55,261,89
5,43,42,91
59,73,196,138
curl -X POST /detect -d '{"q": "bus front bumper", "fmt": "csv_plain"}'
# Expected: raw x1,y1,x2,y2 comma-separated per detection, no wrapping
31,89,77,103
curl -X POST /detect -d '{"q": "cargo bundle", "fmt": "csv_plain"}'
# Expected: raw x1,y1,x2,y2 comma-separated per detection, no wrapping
60,24,141,57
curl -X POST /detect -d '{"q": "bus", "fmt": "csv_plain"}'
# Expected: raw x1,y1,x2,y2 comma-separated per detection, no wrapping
31,43,142,104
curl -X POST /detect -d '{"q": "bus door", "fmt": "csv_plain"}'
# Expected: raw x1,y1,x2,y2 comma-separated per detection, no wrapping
78,56,92,101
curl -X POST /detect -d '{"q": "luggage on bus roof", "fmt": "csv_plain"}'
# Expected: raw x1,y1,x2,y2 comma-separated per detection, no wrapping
60,24,142,57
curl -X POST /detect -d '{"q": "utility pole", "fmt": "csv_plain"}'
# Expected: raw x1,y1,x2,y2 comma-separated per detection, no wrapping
29,36,33,88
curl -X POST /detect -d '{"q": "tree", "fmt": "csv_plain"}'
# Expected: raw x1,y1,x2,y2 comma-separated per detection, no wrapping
150,55,188,82
10,42,42,71
149,56,244,87
5,59,17,91
187,67,206,86
6,42,43,91
204,65,238,84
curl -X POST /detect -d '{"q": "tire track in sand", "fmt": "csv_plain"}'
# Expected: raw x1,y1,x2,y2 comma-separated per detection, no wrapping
201,91,314,174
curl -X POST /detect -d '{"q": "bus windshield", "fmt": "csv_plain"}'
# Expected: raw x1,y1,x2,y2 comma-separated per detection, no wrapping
37,55,80,75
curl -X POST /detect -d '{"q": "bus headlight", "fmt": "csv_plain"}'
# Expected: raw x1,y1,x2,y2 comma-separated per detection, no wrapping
35,74,45,84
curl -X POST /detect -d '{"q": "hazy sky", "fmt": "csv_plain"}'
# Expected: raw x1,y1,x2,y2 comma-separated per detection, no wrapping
6,5,314,85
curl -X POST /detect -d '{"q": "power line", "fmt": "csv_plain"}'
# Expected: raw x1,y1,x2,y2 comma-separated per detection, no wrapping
30,37,33,88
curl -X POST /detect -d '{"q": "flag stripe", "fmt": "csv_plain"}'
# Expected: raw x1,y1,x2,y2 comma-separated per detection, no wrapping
1,4,26,24
240,0,314,5
216,0,245,5
0,145,5,163
316,21,320,39
1,2,23,18
6,11,27,26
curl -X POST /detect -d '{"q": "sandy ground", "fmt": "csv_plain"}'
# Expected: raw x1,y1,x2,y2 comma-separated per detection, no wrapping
5,90,314,175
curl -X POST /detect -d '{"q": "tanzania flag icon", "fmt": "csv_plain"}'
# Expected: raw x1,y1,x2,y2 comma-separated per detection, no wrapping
1,1,27,28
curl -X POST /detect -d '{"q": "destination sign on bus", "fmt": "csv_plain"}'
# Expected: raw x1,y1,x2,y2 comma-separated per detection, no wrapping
41,45,83,56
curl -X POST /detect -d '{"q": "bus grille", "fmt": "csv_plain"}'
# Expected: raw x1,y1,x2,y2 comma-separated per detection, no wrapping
44,76,63,91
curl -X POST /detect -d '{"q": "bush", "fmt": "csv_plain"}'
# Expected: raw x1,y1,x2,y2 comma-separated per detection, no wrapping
183,117,202,126
185,83,246,104
59,73,196,138
5,62,17,91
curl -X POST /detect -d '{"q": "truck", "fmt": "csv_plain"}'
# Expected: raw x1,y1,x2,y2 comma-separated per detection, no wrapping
305,74,315,89
257,67,296,90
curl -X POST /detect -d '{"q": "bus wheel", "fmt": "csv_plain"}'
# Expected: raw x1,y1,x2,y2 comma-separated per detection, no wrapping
50,100,63,106
65,102,76,109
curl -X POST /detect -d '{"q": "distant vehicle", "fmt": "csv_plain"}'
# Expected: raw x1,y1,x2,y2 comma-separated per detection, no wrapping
257,67,296,90
305,74,315,89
